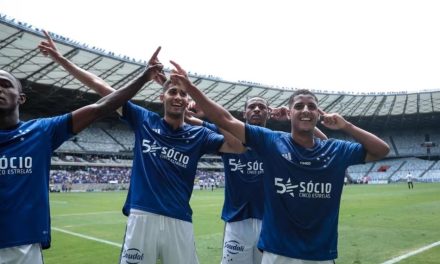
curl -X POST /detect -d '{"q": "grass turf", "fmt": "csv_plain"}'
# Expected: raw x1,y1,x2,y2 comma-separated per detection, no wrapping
43,183,440,264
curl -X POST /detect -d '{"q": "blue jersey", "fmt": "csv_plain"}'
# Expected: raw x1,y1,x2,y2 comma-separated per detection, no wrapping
121,102,224,222
245,124,366,261
0,114,73,249
221,150,264,222
203,122,264,222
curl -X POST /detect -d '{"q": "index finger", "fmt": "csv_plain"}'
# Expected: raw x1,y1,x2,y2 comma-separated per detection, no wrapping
148,46,161,63
318,108,326,115
42,30,55,45
169,60,186,75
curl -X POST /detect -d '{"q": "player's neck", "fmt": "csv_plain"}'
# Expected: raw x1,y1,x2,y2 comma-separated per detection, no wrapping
163,114,184,130
0,111,20,130
291,130,315,148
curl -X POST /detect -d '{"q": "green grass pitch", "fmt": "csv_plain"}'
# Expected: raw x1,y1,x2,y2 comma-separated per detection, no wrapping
43,183,440,264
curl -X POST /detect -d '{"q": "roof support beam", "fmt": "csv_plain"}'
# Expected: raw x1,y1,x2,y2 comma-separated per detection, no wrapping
0,30,24,51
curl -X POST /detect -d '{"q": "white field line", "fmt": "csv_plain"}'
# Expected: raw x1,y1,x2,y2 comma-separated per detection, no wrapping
52,211,439,263
52,227,122,248
381,241,440,264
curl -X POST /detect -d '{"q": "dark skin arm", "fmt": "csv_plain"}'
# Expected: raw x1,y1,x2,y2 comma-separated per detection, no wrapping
67,47,163,133
38,30,166,134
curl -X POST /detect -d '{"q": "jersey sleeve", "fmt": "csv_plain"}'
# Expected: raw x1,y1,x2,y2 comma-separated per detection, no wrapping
41,113,74,150
244,123,273,152
202,121,220,133
122,101,155,129
201,127,224,154
340,140,367,165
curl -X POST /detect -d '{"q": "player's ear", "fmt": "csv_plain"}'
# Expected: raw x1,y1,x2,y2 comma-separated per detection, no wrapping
18,93,26,105
267,107,272,120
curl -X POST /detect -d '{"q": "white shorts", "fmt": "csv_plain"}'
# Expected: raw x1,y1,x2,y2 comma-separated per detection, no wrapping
0,243,43,264
119,209,199,264
222,218,262,264
262,252,335,264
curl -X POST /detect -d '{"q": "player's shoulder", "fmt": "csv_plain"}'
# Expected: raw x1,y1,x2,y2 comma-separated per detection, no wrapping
23,116,59,127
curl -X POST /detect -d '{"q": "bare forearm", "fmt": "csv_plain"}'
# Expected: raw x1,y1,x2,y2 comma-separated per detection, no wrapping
218,127,246,153
341,122,390,161
72,70,150,133
185,83,246,142
95,71,149,113
57,56,115,96
187,84,234,127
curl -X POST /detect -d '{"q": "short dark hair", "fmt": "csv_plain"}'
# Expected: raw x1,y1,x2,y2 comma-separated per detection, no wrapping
0,70,23,92
244,96,268,110
288,89,318,108
162,79,172,92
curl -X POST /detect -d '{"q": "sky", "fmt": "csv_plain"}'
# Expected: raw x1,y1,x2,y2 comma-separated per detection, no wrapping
2,0,440,93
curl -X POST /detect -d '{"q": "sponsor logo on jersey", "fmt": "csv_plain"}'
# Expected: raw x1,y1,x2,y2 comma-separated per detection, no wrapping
274,177,332,199
122,248,144,264
282,152,333,168
281,152,292,161
0,156,33,175
228,158,264,175
142,139,190,168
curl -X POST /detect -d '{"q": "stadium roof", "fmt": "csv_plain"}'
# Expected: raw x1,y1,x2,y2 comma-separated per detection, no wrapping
1,17,440,131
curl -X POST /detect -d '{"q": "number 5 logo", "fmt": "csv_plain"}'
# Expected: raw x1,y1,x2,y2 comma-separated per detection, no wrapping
274,177,286,194
228,159,244,173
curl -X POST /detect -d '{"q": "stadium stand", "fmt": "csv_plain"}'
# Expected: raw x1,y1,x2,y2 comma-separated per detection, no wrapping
1,14,439,189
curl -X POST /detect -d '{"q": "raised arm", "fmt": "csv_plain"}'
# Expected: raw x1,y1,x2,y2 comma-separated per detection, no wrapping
38,30,167,97
169,61,246,144
319,109,389,162
38,30,115,96
70,47,163,133
186,102,246,153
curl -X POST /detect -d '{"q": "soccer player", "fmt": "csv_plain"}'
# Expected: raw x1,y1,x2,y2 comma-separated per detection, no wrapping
186,99,327,264
0,43,164,263
40,32,245,264
406,171,414,189
169,61,390,264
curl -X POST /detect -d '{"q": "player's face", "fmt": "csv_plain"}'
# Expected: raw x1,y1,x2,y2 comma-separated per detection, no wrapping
161,85,189,118
244,98,269,127
289,94,319,132
0,73,24,111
